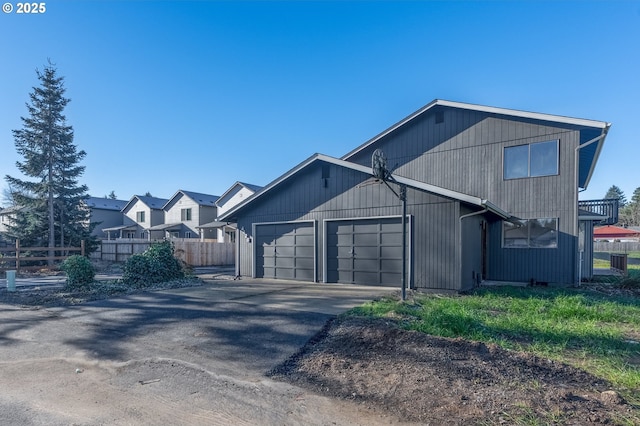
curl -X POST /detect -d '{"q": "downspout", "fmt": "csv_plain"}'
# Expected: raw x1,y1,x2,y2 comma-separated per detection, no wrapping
459,208,488,289
574,130,609,286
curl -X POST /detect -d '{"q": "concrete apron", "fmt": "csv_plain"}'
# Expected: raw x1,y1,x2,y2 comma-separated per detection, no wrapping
170,278,397,316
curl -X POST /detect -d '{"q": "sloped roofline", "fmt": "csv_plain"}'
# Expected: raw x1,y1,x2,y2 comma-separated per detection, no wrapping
218,153,510,221
341,99,611,161
215,182,262,207
162,189,219,210
121,195,169,213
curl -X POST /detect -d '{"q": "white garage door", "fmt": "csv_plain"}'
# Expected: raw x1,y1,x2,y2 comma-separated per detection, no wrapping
326,217,405,286
255,222,315,281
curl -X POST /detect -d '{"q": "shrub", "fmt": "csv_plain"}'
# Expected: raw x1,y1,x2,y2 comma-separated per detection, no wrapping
123,240,185,287
61,255,95,290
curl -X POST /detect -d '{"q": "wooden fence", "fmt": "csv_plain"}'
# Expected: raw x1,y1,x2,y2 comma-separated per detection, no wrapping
0,240,85,272
594,241,640,253
90,239,235,266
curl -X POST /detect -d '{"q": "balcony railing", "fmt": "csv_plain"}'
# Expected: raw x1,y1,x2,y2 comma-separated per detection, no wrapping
578,198,619,225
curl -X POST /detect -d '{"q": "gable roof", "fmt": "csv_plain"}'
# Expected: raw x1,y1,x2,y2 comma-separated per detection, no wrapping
341,99,611,189
84,196,128,211
594,225,640,238
163,190,219,210
122,195,169,212
215,181,262,207
218,153,510,222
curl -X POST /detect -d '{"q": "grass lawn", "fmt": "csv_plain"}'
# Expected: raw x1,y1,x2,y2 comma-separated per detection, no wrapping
349,283,640,411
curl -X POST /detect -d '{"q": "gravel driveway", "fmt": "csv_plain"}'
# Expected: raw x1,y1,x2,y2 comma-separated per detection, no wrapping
0,278,398,425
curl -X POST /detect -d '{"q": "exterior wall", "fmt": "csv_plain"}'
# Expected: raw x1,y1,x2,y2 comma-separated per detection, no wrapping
90,209,125,238
217,186,255,216
346,108,581,285
165,194,218,238
235,161,467,291
124,200,164,239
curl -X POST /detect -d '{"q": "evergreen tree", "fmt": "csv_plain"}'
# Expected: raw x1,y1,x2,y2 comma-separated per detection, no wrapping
604,185,627,208
620,187,640,227
4,62,94,261
107,190,117,200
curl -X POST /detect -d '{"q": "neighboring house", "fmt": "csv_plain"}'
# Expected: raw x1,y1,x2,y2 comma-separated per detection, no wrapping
202,182,263,242
158,190,219,239
83,197,128,238
0,206,23,244
594,225,640,242
220,99,613,291
114,195,169,240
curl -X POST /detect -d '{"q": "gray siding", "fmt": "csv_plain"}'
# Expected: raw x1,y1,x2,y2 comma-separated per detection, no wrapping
347,108,581,285
235,161,466,291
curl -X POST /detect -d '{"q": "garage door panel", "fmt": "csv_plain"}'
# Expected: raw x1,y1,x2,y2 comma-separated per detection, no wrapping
296,258,315,269
381,232,403,245
354,258,379,270
354,233,378,245
353,223,379,233
295,235,315,246
295,246,314,257
381,272,401,284
326,217,406,286
255,222,315,282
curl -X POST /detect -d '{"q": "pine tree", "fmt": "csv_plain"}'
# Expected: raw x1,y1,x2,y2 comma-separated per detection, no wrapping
604,185,627,208
4,62,94,262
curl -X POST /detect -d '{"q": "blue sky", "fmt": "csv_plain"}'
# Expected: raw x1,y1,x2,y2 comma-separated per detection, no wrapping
1,1,638,204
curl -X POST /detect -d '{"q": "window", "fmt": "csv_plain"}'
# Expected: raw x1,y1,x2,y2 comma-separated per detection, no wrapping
504,140,558,179
136,211,145,223
503,218,558,248
185,231,191,238
181,208,192,221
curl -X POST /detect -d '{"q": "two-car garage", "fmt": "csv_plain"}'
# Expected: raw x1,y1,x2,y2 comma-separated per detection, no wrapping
254,217,407,286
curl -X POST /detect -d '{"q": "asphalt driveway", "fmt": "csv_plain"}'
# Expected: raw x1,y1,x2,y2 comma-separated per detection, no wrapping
0,278,397,425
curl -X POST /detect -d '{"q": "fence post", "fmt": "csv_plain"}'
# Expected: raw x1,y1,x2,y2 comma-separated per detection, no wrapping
15,239,20,273
81,240,85,256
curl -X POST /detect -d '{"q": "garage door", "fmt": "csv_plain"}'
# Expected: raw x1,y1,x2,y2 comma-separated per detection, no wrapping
255,222,315,281
326,217,405,286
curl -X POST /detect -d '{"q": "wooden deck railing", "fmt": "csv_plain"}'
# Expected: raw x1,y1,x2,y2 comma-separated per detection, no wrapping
0,240,85,272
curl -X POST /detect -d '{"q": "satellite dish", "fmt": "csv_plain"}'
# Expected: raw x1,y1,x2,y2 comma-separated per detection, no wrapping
371,149,388,181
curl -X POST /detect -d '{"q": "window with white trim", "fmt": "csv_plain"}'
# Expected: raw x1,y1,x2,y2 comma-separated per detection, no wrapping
504,140,558,179
181,208,192,221
503,218,558,248
136,211,145,223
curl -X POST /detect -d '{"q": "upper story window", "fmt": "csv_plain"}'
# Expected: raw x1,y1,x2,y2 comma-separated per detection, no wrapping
181,208,192,221
503,218,558,249
136,211,145,223
504,140,558,180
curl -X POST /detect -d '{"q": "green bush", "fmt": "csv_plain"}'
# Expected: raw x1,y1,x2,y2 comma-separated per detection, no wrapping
61,255,95,289
123,240,185,287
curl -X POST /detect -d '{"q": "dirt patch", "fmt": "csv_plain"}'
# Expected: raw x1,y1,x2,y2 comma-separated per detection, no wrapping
270,316,638,425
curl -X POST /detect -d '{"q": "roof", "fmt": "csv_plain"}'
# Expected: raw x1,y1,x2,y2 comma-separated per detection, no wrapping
218,153,510,222
578,208,607,221
101,224,138,232
147,223,183,231
341,99,611,190
163,190,219,210
84,196,127,211
594,225,640,238
215,181,262,207
196,221,233,229
122,195,169,212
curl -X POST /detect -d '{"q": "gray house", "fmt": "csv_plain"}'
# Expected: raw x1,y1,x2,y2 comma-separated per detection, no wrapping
83,197,128,238
112,195,169,240
219,100,613,291
157,190,219,239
